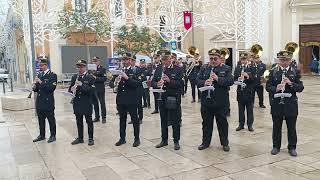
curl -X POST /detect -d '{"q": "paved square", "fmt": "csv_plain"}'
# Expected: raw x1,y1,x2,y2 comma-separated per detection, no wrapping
0,77,319,180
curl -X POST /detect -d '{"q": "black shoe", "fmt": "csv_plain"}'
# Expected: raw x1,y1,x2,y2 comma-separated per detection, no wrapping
260,105,266,108
133,140,140,147
223,145,230,152
116,112,119,115
88,139,94,146
115,139,126,146
151,110,159,114
271,148,280,155
47,136,56,143
102,118,106,124
174,142,180,150
191,100,196,103
182,95,185,98
155,141,168,148
288,149,297,157
128,121,133,124
248,127,254,132
71,138,84,145
33,135,45,142
198,144,209,150
236,126,244,131
92,118,100,123
139,120,142,124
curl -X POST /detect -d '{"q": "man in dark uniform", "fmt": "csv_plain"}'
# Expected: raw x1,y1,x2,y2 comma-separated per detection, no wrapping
91,57,107,123
266,51,304,157
32,58,57,143
151,55,161,114
253,56,266,108
152,50,183,150
197,49,233,151
140,59,151,108
69,60,95,146
128,57,143,124
176,57,186,97
115,53,141,147
220,48,231,116
187,58,201,103
234,52,256,132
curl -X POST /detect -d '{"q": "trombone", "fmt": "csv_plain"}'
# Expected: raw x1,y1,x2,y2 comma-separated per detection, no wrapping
186,46,201,77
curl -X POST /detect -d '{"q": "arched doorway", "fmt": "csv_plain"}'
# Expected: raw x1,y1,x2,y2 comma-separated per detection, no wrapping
299,24,320,74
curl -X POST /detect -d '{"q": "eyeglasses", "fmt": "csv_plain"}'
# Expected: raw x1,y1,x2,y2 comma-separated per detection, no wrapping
210,57,219,61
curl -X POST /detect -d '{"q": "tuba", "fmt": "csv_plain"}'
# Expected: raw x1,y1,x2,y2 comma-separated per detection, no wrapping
186,46,201,77
285,42,299,55
251,44,263,58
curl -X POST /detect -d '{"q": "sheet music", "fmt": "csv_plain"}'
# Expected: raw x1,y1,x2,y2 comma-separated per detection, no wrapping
198,86,215,92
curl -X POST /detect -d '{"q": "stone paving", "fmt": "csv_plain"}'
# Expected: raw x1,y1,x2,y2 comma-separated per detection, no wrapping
1,76,320,180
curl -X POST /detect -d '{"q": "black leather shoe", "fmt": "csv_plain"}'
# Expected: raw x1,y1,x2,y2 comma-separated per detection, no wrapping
174,142,180,150
33,135,45,142
260,105,266,108
47,136,56,143
223,145,230,152
88,139,94,146
92,118,100,123
139,120,142,124
288,149,297,157
151,110,159,114
198,144,209,150
248,127,254,132
133,140,140,147
102,118,106,124
236,126,244,131
71,138,84,145
115,139,126,146
155,141,168,148
128,121,133,124
271,148,280,155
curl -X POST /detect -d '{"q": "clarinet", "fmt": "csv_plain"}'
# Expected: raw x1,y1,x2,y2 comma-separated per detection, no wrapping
206,67,214,99
70,74,80,104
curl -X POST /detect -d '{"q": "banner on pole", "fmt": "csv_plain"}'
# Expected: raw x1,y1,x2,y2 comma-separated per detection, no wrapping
183,11,192,30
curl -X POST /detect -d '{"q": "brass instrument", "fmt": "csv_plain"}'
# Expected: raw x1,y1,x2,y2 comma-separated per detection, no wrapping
251,44,263,58
186,46,201,77
285,42,299,55
220,48,230,60
106,71,113,80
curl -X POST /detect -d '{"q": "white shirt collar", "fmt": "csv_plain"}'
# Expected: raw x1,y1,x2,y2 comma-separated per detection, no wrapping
43,69,50,75
280,66,290,72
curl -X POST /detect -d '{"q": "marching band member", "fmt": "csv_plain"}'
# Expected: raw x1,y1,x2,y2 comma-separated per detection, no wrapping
91,57,107,123
152,50,184,150
151,54,161,114
115,53,141,147
69,60,95,146
32,58,57,143
234,52,257,132
253,55,267,108
266,51,304,157
197,49,233,151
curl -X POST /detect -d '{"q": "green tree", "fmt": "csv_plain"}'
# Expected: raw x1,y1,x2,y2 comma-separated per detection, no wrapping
116,25,164,57
57,7,110,60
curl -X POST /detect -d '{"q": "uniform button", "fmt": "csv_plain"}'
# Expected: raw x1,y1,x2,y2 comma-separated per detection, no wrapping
122,90,124,92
